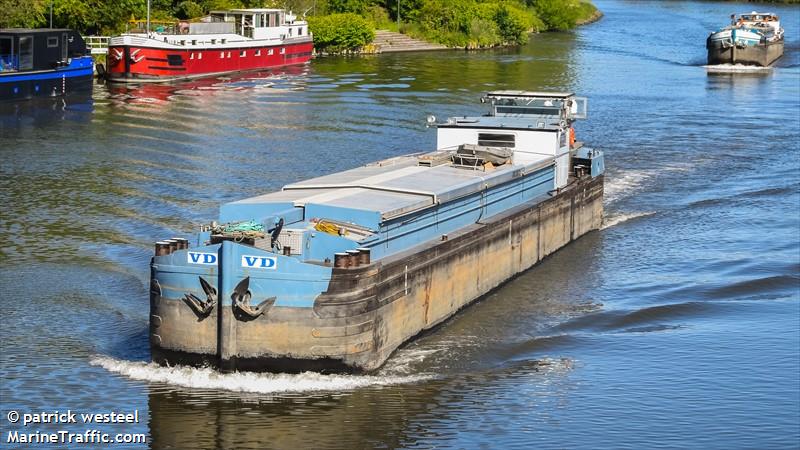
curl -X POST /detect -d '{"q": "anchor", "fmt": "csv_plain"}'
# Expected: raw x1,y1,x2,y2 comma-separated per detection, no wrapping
182,276,217,317
232,276,275,319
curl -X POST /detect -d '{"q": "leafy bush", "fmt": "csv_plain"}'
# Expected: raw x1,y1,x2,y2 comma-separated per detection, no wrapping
468,17,501,48
532,0,581,31
308,13,375,53
574,1,599,24
366,5,395,30
409,0,540,48
175,1,204,19
492,3,535,44
326,0,376,15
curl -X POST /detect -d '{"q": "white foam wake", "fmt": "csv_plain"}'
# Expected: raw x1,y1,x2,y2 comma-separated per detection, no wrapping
704,64,772,73
601,211,656,229
604,170,652,205
90,356,431,394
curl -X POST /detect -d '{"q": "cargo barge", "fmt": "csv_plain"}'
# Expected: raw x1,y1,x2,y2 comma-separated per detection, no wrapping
707,12,784,66
149,91,605,373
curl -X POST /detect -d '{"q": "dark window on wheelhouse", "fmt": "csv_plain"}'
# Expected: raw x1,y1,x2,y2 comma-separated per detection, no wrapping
18,36,33,70
0,37,14,71
478,133,515,148
47,36,58,47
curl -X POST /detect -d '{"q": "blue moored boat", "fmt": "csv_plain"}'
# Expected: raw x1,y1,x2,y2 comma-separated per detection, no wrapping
149,91,605,373
0,28,93,100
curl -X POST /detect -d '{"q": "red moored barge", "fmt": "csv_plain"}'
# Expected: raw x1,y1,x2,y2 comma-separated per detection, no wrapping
106,9,312,83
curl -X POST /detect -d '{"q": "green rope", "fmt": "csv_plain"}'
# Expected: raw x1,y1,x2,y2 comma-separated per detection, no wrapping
222,220,264,233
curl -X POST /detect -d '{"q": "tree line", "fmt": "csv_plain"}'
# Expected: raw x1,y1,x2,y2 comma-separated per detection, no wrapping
0,0,599,51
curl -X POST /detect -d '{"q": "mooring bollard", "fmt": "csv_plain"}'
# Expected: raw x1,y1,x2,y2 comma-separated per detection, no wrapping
155,241,171,256
357,247,371,265
334,252,348,268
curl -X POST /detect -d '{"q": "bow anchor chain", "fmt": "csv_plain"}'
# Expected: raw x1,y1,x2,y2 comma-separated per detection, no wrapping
182,276,217,317
232,277,275,319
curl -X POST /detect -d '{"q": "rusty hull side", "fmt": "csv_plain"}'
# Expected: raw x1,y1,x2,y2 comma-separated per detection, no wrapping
313,174,603,371
150,175,603,372
707,39,784,66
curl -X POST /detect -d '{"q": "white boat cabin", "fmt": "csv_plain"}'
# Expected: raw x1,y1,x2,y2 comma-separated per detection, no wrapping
204,9,307,40
112,8,310,50
434,91,587,188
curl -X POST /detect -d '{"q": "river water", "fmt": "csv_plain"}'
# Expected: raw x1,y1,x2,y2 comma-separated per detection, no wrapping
1,1,799,448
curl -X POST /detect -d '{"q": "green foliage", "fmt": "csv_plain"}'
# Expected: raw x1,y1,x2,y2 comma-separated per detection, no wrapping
326,0,379,15
175,1,204,19
365,5,395,30
574,1,598,24
468,17,501,48
0,0,46,28
200,0,244,11
0,0,599,51
409,0,540,48
387,0,424,23
493,3,537,44
308,13,375,53
49,0,143,34
531,0,581,31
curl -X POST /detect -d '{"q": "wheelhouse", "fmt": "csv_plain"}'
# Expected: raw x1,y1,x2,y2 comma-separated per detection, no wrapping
0,29,87,73
207,9,307,39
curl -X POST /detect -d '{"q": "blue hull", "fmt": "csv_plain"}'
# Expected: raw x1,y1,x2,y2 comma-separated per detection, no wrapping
148,91,606,372
0,56,93,100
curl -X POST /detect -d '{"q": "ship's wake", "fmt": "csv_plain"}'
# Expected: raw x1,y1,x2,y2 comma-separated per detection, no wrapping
602,211,656,229
704,64,773,73
604,169,652,205
90,356,431,394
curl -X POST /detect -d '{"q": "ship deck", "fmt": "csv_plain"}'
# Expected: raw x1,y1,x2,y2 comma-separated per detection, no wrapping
226,153,555,223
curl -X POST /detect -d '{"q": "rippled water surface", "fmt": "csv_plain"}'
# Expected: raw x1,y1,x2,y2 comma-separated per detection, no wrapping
1,1,799,448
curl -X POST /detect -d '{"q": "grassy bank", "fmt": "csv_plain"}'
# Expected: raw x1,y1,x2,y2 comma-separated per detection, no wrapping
312,0,600,52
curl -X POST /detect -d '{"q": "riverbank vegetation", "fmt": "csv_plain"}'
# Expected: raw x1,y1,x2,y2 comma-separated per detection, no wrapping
0,0,599,52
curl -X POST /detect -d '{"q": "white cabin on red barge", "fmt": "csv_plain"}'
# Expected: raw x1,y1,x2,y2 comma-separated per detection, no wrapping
106,9,313,83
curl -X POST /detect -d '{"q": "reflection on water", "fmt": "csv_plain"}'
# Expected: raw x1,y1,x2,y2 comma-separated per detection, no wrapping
103,65,311,104
0,91,94,134
1,0,799,448
143,357,577,450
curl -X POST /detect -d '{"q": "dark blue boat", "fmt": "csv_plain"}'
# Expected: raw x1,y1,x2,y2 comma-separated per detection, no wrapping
0,28,93,100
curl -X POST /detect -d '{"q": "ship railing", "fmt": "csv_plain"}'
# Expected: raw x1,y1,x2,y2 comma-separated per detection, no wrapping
126,19,179,35
0,54,18,72
85,36,110,55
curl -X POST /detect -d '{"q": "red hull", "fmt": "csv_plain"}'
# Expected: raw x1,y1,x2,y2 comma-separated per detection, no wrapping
107,41,313,82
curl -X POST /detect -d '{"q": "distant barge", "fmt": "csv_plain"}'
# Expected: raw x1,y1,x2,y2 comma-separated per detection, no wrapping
149,91,605,373
707,12,784,66
0,28,93,100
